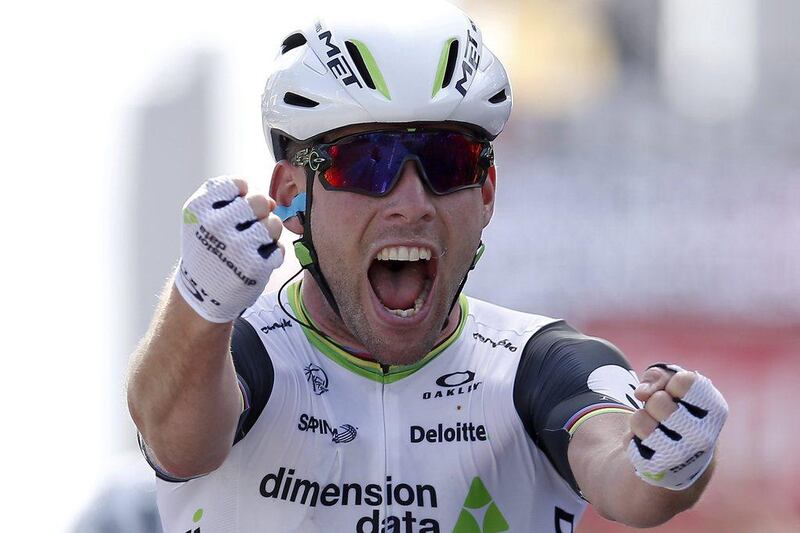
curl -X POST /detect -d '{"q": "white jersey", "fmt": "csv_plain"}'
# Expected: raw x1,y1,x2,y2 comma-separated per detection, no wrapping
149,283,639,532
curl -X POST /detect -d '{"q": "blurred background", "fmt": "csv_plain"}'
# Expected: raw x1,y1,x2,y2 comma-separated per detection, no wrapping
2,0,798,531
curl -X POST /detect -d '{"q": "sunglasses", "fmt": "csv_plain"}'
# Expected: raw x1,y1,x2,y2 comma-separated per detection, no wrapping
290,129,494,197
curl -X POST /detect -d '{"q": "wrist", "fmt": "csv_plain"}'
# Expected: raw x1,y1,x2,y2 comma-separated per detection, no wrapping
168,282,236,334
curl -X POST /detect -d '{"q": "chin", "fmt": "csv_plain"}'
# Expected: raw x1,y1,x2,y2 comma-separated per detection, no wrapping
371,342,432,366
346,312,442,366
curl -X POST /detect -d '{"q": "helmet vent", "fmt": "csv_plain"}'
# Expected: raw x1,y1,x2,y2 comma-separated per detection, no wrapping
488,89,508,104
344,41,376,90
284,92,319,108
281,33,307,55
441,39,460,88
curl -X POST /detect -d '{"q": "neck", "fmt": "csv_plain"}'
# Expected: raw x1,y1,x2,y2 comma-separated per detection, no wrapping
298,273,461,362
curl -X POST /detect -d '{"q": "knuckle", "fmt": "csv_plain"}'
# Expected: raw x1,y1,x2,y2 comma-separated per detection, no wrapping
649,390,672,404
247,195,270,217
231,177,248,194
641,367,665,383
630,410,657,439
666,371,696,398
645,391,678,420
188,177,246,211
642,367,672,389
263,214,283,240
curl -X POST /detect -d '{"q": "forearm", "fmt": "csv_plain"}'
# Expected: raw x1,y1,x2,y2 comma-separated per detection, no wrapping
569,413,714,528
584,435,714,527
126,278,242,478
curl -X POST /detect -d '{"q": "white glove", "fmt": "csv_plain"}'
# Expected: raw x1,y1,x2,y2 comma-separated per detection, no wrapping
627,364,728,490
175,177,283,322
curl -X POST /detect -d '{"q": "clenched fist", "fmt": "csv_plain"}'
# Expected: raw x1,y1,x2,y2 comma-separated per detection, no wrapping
175,176,285,323
626,364,728,490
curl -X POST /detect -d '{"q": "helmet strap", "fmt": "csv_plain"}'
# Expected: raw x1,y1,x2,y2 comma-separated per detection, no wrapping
441,241,484,331
293,171,342,317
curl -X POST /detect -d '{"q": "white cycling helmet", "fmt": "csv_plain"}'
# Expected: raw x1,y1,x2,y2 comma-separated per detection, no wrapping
261,0,512,161
262,1,510,320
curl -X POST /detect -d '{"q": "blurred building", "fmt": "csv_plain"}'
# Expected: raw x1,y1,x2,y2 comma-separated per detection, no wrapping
465,0,800,325
126,52,218,350
460,1,800,531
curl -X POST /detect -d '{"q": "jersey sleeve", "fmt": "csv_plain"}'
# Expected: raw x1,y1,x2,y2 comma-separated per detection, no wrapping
513,320,640,495
231,316,275,445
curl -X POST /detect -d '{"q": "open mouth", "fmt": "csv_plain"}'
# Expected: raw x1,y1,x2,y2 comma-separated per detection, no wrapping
367,245,437,319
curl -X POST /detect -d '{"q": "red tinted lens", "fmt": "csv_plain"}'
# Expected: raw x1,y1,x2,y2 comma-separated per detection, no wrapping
413,133,485,194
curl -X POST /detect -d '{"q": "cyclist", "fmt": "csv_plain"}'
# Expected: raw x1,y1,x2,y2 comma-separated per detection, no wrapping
127,2,728,531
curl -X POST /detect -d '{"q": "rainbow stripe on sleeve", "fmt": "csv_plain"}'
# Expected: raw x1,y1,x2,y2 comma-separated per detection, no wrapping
236,375,250,415
565,402,636,436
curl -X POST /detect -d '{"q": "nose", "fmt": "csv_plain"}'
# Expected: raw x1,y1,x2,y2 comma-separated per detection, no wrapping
383,160,436,223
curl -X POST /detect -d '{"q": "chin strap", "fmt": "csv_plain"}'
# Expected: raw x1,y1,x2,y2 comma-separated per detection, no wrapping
293,172,343,317
294,239,342,317
441,241,485,331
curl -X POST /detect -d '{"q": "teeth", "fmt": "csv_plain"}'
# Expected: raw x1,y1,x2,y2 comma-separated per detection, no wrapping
376,246,432,262
373,247,434,318
385,280,432,318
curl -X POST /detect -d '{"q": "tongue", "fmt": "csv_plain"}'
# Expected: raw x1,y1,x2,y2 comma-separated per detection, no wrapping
368,261,427,310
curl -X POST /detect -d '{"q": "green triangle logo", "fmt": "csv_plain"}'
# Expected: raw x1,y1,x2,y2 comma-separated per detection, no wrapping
183,208,199,224
453,477,509,533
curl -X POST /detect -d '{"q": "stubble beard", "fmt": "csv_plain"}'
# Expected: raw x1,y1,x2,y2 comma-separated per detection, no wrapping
324,262,462,366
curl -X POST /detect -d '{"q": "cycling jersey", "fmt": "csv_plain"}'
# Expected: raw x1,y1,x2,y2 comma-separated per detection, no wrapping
148,282,640,532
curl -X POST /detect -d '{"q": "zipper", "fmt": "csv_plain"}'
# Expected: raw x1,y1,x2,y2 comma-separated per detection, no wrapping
380,376,389,526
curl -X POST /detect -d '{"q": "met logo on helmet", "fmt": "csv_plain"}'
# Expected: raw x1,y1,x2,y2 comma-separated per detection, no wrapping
455,20,481,96
317,28,363,89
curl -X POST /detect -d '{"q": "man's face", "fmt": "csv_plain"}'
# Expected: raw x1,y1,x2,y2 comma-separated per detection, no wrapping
307,127,496,365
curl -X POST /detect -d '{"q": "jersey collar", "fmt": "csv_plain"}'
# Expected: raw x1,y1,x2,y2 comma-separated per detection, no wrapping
287,281,469,383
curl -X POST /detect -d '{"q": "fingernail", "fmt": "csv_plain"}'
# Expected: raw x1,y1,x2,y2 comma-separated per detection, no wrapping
635,383,649,395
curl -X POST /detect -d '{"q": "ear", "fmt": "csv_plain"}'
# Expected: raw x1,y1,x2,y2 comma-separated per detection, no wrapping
269,161,306,235
480,166,496,228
